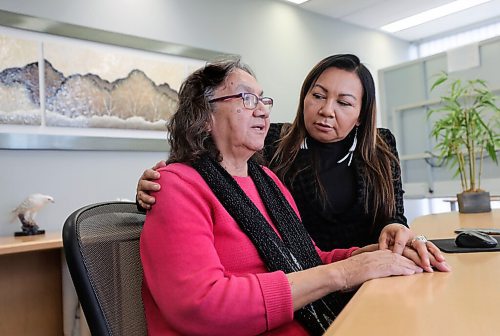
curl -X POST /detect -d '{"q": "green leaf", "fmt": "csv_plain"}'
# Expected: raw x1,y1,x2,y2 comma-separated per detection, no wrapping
430,74,448,91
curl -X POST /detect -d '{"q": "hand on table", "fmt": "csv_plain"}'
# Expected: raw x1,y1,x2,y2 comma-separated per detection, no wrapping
379,223,451,273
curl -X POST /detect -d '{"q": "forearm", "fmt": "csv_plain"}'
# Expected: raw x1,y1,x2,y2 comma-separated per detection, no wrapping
288,246,424,310
286,264,346,311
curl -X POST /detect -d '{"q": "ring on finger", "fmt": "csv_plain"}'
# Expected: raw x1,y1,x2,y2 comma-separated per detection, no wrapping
411,235,428,246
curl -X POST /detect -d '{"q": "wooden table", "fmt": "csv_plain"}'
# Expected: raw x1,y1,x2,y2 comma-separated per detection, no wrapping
0,232,63,335
324,209,500,336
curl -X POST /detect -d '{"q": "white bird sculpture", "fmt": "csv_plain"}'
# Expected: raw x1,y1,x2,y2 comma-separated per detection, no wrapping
11,193,55,235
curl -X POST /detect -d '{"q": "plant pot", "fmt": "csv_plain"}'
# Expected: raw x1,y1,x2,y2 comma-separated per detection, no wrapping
457,191,491,213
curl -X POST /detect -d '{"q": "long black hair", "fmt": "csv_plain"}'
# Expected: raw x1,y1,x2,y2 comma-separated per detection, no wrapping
271,54,398,221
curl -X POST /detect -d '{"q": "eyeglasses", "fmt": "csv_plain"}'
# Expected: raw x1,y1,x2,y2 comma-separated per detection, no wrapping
209,93,273,111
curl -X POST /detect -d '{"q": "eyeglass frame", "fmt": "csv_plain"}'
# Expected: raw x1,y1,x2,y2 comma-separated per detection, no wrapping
208,92,273,110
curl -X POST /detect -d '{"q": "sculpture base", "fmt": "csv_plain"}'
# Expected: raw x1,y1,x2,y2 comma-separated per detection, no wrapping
14,230,46,237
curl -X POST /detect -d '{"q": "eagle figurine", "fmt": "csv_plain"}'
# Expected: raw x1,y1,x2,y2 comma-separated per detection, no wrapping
11,193,55,236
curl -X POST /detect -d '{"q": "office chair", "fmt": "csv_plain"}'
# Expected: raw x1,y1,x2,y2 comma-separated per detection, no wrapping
63,201,147,336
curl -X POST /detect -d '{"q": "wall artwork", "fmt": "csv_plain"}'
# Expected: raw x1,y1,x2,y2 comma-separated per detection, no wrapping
0,34,41,125
42,40,189,130
0,26,208,150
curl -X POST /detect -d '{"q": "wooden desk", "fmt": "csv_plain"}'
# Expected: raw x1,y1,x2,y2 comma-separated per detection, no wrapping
325,209,500,336
0,232,63,335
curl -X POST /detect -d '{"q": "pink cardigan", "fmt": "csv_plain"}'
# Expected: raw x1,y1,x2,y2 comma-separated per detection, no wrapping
140,163,357,335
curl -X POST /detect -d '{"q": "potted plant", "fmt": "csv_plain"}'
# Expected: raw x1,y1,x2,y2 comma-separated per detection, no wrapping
428,72,500,213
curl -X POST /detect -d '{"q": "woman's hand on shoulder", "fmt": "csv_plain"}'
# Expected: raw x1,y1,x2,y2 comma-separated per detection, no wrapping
136,160,166,210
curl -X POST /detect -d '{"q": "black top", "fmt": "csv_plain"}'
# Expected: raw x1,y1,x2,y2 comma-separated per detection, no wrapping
307,133,357,215
264,123,407,250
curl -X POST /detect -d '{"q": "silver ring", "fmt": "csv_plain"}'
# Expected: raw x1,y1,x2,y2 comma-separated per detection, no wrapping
412,235,428,244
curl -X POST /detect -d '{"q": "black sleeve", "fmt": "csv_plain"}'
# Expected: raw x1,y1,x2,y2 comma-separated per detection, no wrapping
378,128,408,227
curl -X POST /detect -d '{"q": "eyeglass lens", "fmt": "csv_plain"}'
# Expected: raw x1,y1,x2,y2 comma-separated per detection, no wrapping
243,93,273,110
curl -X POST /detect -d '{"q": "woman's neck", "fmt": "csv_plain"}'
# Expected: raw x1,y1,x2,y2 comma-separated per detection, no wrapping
220,157,249,177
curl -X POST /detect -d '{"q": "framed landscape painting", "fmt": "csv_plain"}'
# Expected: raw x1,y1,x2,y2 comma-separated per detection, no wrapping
42,40,196,131
0,22,220,150
0,33,41,126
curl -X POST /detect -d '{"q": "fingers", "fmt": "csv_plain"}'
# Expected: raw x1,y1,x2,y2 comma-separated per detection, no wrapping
390,252,423,275
142,168,161,181
137,168,162,195
379,223,412,255
410,238,432,272
137,190,157,210
403,246,431,272
403,241,451,273
378,230,389,250
425,241,451,272
425,241,446,262
430,258,452,272
136,164,163,210
138,162,164,191
391,229,409,255
152,160,167,170
137,195,150,210
137,180,160,207
138,179,161,193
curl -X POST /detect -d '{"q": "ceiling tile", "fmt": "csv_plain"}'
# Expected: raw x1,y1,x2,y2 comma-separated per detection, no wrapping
294,0,500,41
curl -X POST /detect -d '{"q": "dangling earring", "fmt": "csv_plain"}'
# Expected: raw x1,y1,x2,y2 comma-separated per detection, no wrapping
337,126,358,166
300,137,308,150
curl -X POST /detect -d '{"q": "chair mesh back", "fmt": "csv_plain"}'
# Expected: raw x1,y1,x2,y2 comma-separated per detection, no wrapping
74,202,147,336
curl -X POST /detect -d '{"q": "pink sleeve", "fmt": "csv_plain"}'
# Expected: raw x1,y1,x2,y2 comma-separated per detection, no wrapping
263,167,359,264
140,167,293,335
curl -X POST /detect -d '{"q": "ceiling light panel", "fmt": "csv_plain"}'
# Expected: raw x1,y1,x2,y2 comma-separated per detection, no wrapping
284,0,309,4
381,0,492,32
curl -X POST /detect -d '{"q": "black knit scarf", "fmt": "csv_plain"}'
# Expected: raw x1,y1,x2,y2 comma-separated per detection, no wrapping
192,155,344,335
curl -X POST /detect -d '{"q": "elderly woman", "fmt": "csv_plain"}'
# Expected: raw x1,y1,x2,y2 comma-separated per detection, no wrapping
140,59,437,336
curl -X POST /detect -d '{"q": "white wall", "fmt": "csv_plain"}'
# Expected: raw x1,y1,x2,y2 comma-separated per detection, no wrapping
0,0,411,235
0,149,166,235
